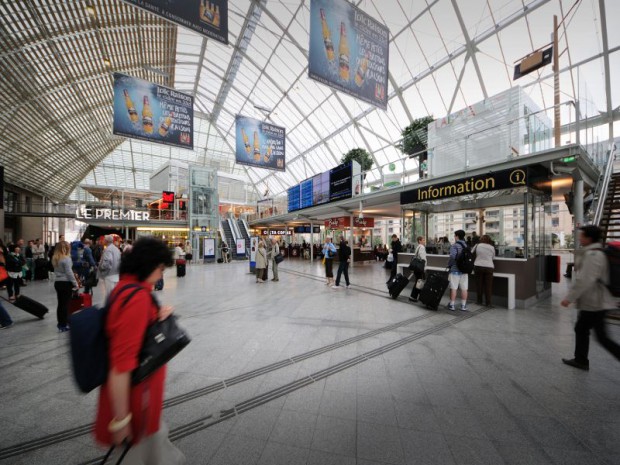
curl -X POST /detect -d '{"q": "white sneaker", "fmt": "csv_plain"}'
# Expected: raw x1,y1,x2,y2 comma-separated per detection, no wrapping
333,285,341,289
345,285,350,289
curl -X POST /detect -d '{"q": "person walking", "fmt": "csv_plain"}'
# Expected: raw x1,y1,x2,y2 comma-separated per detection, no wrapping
389,234,402,280
255,241,268,283
221,241,229,263
269,238,280,282
82,239,98,294
447,230,469,311
98,235,121,300
409,236,427,302
0,300,13,329
561,225,620,371
472,235,495,307
333,235,351,289
94,237,185,464
52,241,79,332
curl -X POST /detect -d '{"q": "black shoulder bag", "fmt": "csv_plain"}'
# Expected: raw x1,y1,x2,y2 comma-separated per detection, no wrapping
408,246,426,275
131,293,191,385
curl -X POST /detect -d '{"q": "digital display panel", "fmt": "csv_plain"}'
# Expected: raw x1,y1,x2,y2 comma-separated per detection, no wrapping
300,179,314,209
312,171,330,206
287,185,301,212
329,162,353,201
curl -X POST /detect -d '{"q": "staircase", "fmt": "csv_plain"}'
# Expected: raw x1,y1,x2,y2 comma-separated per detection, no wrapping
221,220,237,260
237,219,251,254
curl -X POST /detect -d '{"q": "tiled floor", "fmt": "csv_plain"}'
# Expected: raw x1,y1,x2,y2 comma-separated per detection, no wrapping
0,258,619,465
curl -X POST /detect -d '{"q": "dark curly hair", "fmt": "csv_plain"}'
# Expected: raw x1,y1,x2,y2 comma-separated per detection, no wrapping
120,237,173,281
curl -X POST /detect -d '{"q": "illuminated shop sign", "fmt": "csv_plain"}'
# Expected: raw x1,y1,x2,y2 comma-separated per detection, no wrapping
400,167,533,204
76,207,150,222
261,229,291,235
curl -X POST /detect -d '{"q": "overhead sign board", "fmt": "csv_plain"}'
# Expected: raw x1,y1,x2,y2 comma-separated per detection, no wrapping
513,46,553,80
76,207,150,222
113,73,194,150
309,0,389,110
400,167,532,204
121,0,228,45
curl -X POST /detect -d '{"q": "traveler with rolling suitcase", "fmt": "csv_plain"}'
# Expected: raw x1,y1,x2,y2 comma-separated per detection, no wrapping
5,245,25,302
52,241,79,332
387,273,410,299
409,236,427,302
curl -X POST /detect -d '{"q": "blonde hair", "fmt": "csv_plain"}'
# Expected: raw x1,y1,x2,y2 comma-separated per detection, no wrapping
52,241,70,267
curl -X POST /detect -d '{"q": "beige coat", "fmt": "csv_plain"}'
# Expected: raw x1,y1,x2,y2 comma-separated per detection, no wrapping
567,242,617,311
255,248,268,269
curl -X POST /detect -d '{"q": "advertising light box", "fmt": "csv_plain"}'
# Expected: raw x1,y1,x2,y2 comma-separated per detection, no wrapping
121,0,228,45
308,0,389,110
113,73,194,150
312,171,330,206
235,115,286,171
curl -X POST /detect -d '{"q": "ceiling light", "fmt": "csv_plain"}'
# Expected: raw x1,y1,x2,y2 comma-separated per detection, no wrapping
86,5,96,17
103,57,111,68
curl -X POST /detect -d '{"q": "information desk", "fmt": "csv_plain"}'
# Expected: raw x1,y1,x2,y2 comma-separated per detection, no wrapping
397,253,548,309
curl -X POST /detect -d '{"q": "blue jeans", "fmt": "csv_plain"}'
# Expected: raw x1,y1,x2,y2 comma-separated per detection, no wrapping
0,302,12,327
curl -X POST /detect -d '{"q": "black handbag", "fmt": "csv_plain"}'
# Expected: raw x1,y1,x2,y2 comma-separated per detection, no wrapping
408,245,425,274
274,253,284,264
132,314,191,385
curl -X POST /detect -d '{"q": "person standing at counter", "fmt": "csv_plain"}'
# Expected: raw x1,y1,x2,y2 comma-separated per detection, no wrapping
408,236,427,302
472,235,495,307
323,237,337,287
334,235,351,289
447,230,468,312
389,234,402,280
560,225,620,371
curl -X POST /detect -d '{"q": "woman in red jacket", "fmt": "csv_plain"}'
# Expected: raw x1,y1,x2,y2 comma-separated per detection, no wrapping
94,237,185,464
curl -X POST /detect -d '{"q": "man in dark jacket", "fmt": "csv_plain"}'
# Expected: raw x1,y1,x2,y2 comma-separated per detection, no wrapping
389,234,402,280
333,235,351,289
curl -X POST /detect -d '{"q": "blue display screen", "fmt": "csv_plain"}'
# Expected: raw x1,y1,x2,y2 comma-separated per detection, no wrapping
288,185,301,212
300,179,314,209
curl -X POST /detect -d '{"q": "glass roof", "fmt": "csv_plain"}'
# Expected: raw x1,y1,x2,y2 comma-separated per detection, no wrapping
1,0,619,201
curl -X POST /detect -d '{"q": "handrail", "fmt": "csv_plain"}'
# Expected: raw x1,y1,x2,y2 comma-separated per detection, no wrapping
592,143,616,226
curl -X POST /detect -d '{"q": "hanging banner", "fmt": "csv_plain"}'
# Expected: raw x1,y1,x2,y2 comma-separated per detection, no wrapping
121,0,228,45
235,115,286,171
308,0,389,110
113,73,194,150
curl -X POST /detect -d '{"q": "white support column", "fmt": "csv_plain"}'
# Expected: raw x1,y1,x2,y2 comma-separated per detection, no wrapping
350,214,355,269
574,179,584,248
310,222,314,262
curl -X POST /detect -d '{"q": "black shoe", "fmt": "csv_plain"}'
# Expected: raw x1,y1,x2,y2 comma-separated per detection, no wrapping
562,358,589,371
408,297,418,302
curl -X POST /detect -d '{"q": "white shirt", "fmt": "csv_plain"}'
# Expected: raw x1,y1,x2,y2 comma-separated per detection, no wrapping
472,243,495,269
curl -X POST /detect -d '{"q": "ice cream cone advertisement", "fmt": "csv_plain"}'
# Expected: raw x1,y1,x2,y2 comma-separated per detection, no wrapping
113,73,194,149
308,0,389,110
235,115,286,172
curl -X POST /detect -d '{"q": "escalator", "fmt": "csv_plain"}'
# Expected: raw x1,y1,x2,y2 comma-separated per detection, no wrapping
237,219,251,254
221,220,237,260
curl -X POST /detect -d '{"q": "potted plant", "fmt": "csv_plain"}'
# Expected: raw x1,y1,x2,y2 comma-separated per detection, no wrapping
341,148,374,173
399,116,434,158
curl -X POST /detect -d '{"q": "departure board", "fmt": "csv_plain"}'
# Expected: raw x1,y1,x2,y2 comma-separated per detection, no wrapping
287,185,301,212
300,179,314,209
329,163,353,201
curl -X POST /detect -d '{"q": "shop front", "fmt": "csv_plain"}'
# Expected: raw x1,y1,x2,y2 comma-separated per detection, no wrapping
324,216,376,263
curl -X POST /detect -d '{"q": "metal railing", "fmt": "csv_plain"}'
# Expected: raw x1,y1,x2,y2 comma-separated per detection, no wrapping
593,143,617,227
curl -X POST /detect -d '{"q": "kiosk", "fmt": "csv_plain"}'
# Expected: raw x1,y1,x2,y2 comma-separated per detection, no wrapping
324,216,376,263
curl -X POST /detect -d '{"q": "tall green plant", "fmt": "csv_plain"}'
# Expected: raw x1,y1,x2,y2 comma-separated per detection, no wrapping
341,148,374,172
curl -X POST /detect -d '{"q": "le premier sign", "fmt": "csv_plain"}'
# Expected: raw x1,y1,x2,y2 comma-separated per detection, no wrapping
76,207,150,222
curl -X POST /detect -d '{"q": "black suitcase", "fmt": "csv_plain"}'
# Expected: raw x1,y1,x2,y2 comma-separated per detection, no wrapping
154,278,164,291
34,259,49,280
14,295,48,319
387,273,409,299
419,271,449,310
176,264,186,277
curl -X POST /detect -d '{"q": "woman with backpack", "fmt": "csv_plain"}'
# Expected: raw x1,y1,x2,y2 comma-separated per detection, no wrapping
5,244,25,302
94,237,184,463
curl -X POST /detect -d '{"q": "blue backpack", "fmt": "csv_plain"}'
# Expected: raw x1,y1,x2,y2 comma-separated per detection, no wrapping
69,284,143,393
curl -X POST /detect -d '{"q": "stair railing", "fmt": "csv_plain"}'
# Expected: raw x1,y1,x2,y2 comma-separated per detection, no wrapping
592,143,617,227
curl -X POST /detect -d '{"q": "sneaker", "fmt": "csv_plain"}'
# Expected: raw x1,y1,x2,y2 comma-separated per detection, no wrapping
408,297,418,302
447,303,455,311
562,358,589,371
460,304,468,312
333,285,341,289
0,322,14,330
57,325,70,333
345,285,350,289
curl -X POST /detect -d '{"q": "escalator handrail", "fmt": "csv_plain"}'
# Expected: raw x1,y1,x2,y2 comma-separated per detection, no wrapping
593,143,617,227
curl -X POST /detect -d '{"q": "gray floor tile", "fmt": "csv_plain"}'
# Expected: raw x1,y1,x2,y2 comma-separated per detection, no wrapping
493,442,555,465
357,394,399,426
208,434,266,465
543,446,603,465
432,407,489,440
318,389,357,420
228,405,282,441
269,409,318,449
444,435,506,465
399,429,456,465
257,442,309,465
357,422,405,464
310,415,357,456
307,449,357,465
517,415,586,451
393,400,443,433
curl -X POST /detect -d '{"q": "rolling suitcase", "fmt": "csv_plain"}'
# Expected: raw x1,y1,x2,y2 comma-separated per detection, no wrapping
387,273,409,299
34,259,49,280
14,295,49,319
69,293,93,315
176,259,186,278
419,271,449,310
